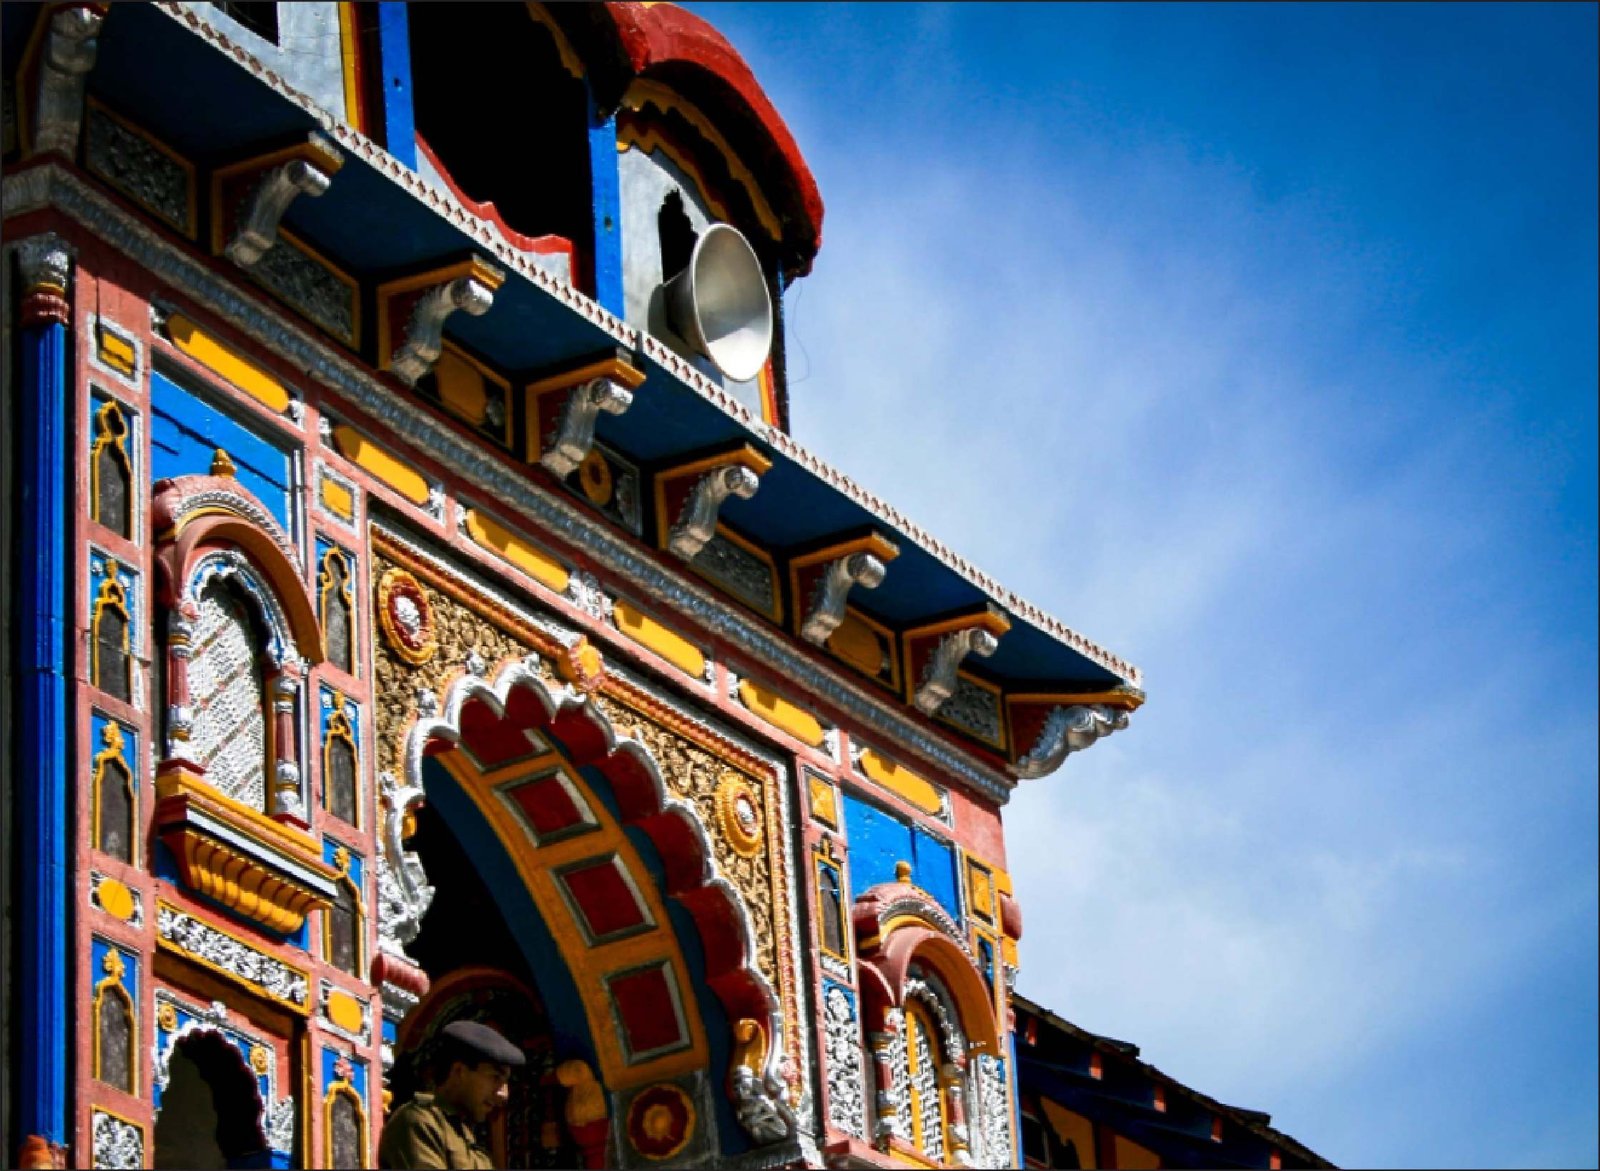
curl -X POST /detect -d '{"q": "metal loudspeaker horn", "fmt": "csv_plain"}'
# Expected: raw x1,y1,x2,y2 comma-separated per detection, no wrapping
662,223,773,383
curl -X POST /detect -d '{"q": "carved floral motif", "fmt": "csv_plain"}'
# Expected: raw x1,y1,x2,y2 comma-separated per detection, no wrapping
92,1110,143,1170
156,903,309,1008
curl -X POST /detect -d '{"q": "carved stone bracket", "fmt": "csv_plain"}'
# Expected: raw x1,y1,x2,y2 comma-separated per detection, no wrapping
223,135,343,267
526,349,646,479
378,258,505,387
801,551,888,646
1013,704,1130,777
542,377,633,477
30,4,104,158
670,464,760,560
908,604,1004,713
16,231,75,328
655,446,772,564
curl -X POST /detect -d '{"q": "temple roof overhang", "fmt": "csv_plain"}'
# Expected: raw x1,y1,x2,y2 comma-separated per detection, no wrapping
6,1,1142,791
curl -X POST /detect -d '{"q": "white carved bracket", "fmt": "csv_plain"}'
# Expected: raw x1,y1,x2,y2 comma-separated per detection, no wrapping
226,139,342,267
801,552,887,645
1013,704,1131,778
540,377,634,478
668,463,761,560
391,276,496,387
913,627,1000,715
32,5,103,158
16,231,75,294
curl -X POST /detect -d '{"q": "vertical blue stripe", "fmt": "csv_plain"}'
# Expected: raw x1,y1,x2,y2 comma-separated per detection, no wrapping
18,317,69,1145
587,87,625,314
376,3,416,169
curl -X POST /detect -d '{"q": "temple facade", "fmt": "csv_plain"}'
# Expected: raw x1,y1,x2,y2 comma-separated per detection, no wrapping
1,4,1146,1168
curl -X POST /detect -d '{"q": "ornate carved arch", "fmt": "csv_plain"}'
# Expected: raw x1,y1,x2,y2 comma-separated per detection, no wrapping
395,658,796,1143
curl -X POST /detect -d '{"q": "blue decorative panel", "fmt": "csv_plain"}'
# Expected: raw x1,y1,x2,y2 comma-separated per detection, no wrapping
89,551,139,640
151,369,293,532
841,792,961,922
90,938,139,1000
322,1046,369,1098
319,687,361,750
323,837,365,890
91,711,138,775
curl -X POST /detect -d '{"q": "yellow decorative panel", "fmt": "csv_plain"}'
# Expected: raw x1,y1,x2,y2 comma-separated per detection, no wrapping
319,474,355,522
95,876,136,922
1040,1101,1098,1169
325,989,365,1035
736,680,826,748
462,508,570,592
96,324,137,378
165,313,290,414
807,772,838,828
1114,1136,1160,1170
858,748,944,816
613,600,706,680
330,425,432,507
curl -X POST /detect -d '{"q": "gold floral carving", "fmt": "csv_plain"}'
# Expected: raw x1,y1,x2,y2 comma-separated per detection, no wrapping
715,772,764,858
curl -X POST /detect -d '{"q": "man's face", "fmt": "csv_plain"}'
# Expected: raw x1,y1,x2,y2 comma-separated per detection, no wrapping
442,1060,512,1123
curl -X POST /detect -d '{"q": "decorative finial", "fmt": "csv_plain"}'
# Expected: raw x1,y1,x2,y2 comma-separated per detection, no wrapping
894,860,913,884
211,448,237,477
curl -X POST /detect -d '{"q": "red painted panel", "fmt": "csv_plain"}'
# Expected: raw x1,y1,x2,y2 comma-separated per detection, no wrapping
560,856,648,939
507,774,588,838
608,964,683,1056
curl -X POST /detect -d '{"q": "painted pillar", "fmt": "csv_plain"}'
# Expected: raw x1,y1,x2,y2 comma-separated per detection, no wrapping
586,85,625,316
14,231,75,1170
374,3,415,169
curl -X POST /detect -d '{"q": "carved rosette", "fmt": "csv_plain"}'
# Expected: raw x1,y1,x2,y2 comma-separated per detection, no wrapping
376,568,438,666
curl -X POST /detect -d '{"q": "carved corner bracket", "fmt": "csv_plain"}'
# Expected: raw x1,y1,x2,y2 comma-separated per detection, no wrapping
791,532,901,648
904,607,1011,717
525,347,646,478
214,133,345,268
655,445,773,562
377,256,505,387
1006,684,1145,779
26,4,106,159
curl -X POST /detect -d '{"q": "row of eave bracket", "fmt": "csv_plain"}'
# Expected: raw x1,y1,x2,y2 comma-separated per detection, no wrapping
19,2,1146,780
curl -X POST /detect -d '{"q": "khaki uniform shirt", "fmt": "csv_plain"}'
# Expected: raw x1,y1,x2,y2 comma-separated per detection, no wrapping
378,1093,494,1170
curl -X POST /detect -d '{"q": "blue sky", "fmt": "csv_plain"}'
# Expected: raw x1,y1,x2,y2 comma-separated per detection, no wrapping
686,4,1598,1167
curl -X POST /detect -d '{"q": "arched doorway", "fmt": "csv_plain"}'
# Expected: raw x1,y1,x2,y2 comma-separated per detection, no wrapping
151,1031,270,1170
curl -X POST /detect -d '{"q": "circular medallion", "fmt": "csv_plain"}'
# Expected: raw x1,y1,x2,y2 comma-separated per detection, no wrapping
157,1003,178,1033
714,772,764,858
626,1082,695,1161
377,569,437,666
249,1045,271,1075
578,449,614,506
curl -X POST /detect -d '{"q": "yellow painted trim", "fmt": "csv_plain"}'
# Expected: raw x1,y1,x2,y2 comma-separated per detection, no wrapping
1008,688,1145,712
903,608,1012,643
330,425,433,507
524,355,647,458
164,312,291,414
525,2,585,79
620,80,783,243
318,473,356,522
657,445,774,485
323,1079,370,1167
91,949,137,1093
337,2,362,131
90,570,133,695
807,772,838,828
462,508,571,592
325,989,366,1035
858,748,945,817
612,599,706,680
435,340,512,444
788,533,901,575
154,768,323,860
155,898,314,1015
95,876,136,922
1040,1100,1100,1169
376,258,505,375
84,97,198,235
735,679,826,748
96,325,137,378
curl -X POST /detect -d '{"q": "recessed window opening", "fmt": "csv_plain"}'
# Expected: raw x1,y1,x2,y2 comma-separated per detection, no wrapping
658,190,698,283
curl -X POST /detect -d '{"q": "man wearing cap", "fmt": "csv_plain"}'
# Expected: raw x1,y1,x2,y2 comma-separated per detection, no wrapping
379,1019,526,1170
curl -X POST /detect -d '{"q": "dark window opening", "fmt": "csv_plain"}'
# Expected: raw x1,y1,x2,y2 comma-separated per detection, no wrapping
330,1092,363,1168
97,756,133,863
818,863,846,957
658,191,697,283
1021,1112,1052,1168
210,2,279,45
328,881,360,977
152,1031,270,1170
409,5,593,288
321,553,353,676
326,735,358,826
95,604,131,702
96,989,134,1093
93,402,133,538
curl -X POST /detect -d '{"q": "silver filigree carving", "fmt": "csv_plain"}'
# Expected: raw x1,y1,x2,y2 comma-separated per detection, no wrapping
975,1054,1013,1168
668,464,760,560
226,141,340,267
540,377,633,478
733,1051,799,1145
92,1109,142,1170
566,570,612,621
938,675,1002,744
248,232,356,344
86,107,189,232
414,688,438,718
824,984,866,1139
801,552,887,646
156,904,309,1006
693,532,775,615
819,952,851,981
1013,704,1132,778
913,627,999,716
266,1098,295,1154
16,231,74,294
376,770,434,960
390,274,497,386
32,5,103,158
